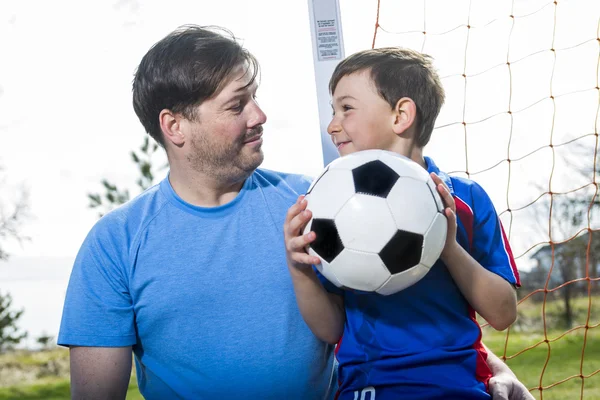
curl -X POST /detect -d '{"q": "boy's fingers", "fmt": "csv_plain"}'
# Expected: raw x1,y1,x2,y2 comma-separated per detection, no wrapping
437,183,455,208
288,233,321,266
285,198,309,225
292,252,321,266
288,209,313,236
430,172,441,185
445,208,456,224
431,172,451,192
289,231,316,251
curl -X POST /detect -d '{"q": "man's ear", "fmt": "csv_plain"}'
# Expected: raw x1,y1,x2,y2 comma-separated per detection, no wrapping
160,109,186,147
392,97,417,136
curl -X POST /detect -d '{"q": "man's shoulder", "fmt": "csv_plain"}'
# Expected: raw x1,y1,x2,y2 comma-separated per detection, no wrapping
89,182,168,243
253,168,313,195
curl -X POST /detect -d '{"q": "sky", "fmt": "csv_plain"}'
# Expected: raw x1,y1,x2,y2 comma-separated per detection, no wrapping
0,0,598,344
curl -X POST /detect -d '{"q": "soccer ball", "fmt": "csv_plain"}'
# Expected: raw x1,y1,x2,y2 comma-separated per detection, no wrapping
304,149,447,295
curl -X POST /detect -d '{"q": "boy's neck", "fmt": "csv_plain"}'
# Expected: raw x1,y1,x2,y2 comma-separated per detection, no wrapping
388,140,427,170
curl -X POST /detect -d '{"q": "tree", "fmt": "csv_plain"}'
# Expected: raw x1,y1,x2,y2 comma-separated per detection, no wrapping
88,136,163,217
0,291,27,352
0,180,28,261
529,142,600,329
0,166,29,351
35,332,54,350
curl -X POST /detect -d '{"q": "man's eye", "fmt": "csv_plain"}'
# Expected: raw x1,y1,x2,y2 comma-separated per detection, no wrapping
342,105,352,112
230,102,243,112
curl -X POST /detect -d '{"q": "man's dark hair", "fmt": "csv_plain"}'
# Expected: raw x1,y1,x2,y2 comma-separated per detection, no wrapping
132,25,259,146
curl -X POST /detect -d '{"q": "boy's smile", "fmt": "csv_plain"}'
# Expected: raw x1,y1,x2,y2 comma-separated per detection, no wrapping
334,139,351,151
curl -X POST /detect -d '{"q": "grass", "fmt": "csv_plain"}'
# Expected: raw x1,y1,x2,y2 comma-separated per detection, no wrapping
0,379,142,400
1,295,598,399
483,328,600,399
481,294,600,399
0,348,143,400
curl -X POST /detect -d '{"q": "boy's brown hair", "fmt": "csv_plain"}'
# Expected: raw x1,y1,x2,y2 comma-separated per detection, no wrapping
329,47,445,147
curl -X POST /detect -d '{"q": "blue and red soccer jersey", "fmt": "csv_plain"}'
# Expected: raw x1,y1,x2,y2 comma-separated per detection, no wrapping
321,156,521,400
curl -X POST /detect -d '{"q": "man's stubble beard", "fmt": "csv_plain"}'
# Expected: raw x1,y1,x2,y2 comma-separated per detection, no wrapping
187,128,264,184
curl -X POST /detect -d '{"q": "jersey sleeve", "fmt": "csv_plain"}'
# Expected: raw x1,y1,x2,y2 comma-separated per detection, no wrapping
58,220,137,347
471,182,521,287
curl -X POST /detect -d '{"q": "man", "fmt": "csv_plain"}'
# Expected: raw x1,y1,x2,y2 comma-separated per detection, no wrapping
58,25,533,400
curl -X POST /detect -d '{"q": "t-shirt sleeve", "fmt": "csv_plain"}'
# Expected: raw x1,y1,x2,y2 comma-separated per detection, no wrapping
471,182,521,287
57,222,136,347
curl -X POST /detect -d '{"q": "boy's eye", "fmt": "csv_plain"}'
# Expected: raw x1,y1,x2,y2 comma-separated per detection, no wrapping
342,105,353,112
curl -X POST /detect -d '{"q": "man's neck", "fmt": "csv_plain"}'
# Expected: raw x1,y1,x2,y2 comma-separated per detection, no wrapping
168,166,249,208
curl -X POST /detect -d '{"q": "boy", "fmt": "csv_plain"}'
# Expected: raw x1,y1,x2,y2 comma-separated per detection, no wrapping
284,47,521,399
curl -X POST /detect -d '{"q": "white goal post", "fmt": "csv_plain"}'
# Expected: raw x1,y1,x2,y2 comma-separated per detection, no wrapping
306,0,346,167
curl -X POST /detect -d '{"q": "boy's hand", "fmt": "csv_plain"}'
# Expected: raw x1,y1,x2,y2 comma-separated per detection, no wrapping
430,172,459,261
284,195,321,270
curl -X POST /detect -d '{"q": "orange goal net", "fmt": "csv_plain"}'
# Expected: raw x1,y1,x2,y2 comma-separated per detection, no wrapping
365,0,600,398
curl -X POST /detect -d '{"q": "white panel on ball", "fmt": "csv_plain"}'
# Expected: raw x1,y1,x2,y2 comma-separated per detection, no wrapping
420,213,447,268
306,168,356,219
308,248,345,288
386,177,439,235
330,249,391,291
328,149,382,171
335,194,397,253
378,151,429,182
306,165,329,194
376,263,430,295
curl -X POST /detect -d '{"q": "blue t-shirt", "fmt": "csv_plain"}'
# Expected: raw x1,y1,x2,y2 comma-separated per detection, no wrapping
321,157,521,400
58,169,337,399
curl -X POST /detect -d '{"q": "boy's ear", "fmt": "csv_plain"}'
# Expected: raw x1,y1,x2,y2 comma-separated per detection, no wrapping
392,98,417,136
160,109,186,148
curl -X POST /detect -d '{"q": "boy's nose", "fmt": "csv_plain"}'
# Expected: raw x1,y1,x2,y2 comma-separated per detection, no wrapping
327,118,340,136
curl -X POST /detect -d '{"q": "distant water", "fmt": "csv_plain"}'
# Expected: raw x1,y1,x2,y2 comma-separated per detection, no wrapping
0,256,74,349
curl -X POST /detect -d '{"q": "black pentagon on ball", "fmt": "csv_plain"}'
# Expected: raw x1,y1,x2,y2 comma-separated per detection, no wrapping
379,230,424,274
310,218,344,263
352,160,400,198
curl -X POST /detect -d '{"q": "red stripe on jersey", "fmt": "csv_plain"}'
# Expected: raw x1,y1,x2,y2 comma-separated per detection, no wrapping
500,223,521,287
454,196,474,250
469,306,493,390
335,335,343,357
334,335,344,400
334,388,341,400
455,195,492,388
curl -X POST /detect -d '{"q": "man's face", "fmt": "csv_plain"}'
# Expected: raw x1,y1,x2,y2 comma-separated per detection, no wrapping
327,70,396,157
181,64,267,182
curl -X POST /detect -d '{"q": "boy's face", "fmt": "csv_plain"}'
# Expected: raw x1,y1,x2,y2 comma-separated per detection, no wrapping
328,70,397,157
